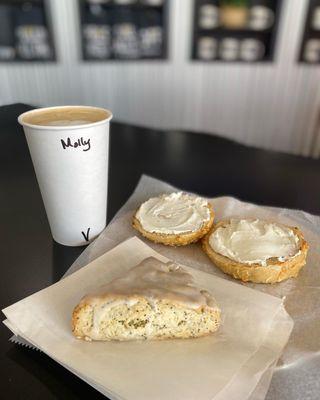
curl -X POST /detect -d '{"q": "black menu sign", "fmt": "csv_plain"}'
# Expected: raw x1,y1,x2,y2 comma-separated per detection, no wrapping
0,3,15,60
299,0,320,63
79,0,168,61
192,0,282,63
0,0,55,62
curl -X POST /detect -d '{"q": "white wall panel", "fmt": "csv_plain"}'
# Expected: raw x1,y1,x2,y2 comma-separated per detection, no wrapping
0,0,320,157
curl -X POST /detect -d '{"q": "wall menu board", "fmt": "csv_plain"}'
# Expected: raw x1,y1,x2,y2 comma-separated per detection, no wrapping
192,0,282,62
79,0,168,61
299,0,320,63
0,0,55,62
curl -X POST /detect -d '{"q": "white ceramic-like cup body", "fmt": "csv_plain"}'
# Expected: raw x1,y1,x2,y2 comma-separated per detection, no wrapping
18,106,112,246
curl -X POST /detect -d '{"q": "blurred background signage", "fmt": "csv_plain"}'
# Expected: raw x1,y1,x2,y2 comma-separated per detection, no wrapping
300,0,320,63
192,0,282,62
0,0,55,61
79,0,168,60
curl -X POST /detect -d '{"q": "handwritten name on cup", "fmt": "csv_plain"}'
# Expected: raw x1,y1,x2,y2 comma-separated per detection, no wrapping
61,137,91,152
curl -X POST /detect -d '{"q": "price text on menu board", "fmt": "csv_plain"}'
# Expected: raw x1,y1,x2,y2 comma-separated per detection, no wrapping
192,0,282,63
0,0,55,62
79,0,168,61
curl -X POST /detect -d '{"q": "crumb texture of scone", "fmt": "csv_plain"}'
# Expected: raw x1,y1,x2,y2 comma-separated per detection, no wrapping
72,257,221,341
202,219,309,284
132,192,214,246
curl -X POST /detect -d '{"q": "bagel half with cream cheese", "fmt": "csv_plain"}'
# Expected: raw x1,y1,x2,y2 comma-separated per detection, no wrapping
202,219,309,284
133,192,214,246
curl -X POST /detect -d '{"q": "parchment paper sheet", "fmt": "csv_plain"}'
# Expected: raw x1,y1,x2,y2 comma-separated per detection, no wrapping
5,173,319,399
3,237,292,400
69,175,320,368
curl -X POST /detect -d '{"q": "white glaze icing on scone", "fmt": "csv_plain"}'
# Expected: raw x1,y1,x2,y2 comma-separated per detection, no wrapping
135,192,211,234
209,219,300,266
81,257,218,310
73,257,221,341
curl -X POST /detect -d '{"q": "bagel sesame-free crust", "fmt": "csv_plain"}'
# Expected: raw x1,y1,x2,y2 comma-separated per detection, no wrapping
202,220,309,284
133,204,214,246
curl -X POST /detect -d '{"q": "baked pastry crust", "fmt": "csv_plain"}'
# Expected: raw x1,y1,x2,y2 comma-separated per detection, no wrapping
202,220,309,284
73,296,221,341
133,203,214,246
72,258,221,341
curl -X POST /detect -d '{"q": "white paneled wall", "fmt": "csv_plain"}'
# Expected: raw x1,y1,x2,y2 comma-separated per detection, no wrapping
1,0,320,157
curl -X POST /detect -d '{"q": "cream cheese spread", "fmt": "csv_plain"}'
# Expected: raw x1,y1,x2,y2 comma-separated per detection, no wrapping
209,219,300,266
135,192,211,234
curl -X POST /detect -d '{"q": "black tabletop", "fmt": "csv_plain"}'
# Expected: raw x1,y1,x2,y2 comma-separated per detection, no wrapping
1,104,320,399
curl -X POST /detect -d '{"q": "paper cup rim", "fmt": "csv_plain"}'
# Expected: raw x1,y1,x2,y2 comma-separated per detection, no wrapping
18,105,113,130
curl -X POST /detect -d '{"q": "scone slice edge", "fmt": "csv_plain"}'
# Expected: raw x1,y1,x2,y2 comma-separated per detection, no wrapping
72,295,221,341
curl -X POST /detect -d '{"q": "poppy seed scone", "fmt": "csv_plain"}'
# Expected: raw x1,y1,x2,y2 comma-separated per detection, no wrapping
202,219,309,284
132,192,214,246
72,257,221,341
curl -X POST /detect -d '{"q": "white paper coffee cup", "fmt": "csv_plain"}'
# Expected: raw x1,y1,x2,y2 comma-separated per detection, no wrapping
18,106,112,246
